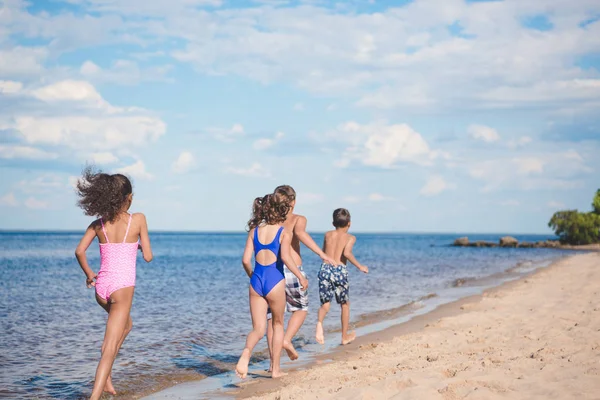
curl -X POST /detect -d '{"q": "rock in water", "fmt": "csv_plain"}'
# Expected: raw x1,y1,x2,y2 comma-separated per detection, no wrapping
454,237,469,246
500,236,518,247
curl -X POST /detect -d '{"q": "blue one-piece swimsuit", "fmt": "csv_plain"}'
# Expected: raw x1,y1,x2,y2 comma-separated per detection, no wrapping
250,226,285,297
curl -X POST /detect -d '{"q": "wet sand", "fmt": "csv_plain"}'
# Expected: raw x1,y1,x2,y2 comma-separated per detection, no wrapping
234,252,600,399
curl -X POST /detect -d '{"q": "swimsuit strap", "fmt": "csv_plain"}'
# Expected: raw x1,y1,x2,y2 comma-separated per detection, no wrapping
123,214,133,243
254,226,284,254
271,226,284,248
100,218,110,243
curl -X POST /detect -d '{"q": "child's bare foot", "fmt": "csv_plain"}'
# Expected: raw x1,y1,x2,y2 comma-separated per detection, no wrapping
271,370,288,379
235,349,251,379
341,331,356,345
104,376,117,395
283,340,299,360
315,322,325,345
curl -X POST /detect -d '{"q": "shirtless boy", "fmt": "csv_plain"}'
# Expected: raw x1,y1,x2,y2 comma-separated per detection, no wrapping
315,208,368,345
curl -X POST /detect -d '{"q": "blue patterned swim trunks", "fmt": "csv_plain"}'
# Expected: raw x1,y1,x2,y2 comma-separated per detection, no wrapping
318,263,349,305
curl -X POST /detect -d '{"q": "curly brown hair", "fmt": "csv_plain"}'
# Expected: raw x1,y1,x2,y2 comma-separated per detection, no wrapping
76,166,133,223
247,192,291,231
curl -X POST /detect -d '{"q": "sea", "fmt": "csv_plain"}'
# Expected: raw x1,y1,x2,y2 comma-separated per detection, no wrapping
0,231,575,399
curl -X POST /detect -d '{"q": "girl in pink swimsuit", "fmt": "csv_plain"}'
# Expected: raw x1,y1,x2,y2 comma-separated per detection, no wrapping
74,167,153,400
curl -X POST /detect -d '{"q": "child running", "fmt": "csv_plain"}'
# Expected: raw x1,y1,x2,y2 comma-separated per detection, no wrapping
236,192,308,379
266,185,336,365
315,208,368,346
74,167,153,400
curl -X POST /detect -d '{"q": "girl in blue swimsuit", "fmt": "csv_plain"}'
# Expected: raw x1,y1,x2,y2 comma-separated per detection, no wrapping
236,192,308,379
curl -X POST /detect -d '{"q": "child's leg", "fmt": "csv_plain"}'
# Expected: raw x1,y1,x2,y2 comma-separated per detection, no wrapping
235,286,270,379
283,310,305,360
315,302,330,344
95,294,133,395
265,282,287,378
340,302,355,345
90,287,134,400
316,265,334,345
335,266,354,345
266,317,273,371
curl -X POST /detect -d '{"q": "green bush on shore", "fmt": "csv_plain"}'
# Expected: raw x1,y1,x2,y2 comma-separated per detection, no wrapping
548,189,600,245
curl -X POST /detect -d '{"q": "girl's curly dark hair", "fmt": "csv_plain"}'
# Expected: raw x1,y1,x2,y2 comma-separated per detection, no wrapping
76,166,133,223
247,192,291,231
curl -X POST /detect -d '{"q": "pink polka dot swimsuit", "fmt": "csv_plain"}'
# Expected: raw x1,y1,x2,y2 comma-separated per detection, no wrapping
95,214,138,301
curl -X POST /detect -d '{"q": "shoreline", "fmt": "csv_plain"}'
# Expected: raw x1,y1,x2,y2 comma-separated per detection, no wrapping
236,252,600,400
141,252,593,400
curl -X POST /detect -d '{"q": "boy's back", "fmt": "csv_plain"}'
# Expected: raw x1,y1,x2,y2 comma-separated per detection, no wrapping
323,230,353,266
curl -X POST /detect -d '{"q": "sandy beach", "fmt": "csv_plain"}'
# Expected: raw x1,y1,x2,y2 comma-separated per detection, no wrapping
233,252,600,400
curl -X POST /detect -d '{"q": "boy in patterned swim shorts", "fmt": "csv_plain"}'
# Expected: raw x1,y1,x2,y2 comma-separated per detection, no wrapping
315,208,369,345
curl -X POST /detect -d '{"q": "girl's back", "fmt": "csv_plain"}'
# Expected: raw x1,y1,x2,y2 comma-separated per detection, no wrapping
253,224,284,268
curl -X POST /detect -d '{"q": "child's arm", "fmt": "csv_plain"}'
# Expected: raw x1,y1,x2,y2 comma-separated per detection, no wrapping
137,213,153,263
281,229,309,290
241,230,254,278
75,222,99,288
294,216,336,265
343,236,368,274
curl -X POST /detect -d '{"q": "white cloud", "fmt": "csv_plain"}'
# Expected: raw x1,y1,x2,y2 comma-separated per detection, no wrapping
2,80,166,153
368,193,394,202
420,175,454,197
17,175,65,194
116,160,153,180
0,80,23,94
0,145,58,160
0,193,18,207
253,131,284,150
32,80,103,103
90,152,119,164
468,150,592,192
209,123,245,142
4,0,600,116
293,102,304,111
80,60,172,85
226,162,270,178
24,197,49,210
508,136,533,149
468,124,500,143
0,47,47,77
320,121,437,169
0,145,59,160
172,151,196,174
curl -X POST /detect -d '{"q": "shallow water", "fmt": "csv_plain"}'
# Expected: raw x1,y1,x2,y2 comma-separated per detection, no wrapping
0,231,572,399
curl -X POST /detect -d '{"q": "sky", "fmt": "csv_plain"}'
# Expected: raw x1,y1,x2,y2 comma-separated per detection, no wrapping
0,0,599,233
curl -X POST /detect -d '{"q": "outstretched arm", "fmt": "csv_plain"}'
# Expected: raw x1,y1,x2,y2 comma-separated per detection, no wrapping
242,230,254,278
343,236,368,274
294,216,336,265
281,229,309,290
137,213,153,262
75,222,99,287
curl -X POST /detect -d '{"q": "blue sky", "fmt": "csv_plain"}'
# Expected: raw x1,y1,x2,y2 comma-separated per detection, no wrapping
0,0,599,233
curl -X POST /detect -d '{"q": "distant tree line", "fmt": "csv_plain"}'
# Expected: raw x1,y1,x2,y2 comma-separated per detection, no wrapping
548,189,600,245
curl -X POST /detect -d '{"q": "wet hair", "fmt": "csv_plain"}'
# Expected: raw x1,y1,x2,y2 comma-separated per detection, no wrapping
247,192,291,231
274,185,296,204
333,208,351,228
76,166,133,223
